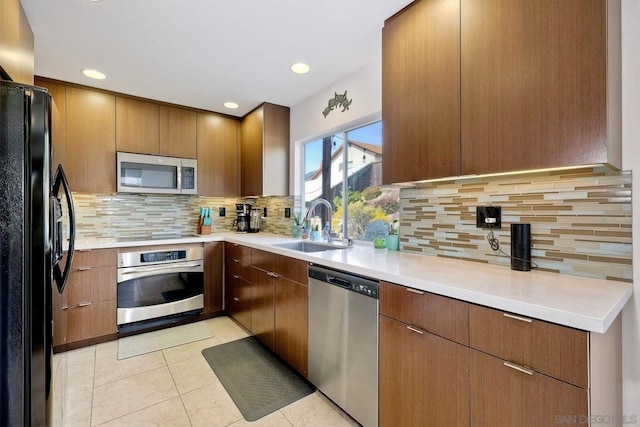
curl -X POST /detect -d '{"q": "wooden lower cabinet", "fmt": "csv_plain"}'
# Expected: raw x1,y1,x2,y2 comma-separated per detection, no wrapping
250,266,276,351
470,349,588,426
225,271,252,331
66,300,117,343
203,242,223,314
379,315,469,427
275,276,308,377
52,249,118,349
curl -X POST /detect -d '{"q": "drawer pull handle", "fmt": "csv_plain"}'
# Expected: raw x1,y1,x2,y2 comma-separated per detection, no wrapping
503,361,534,376
61,306,69,310
406,288,424,295
406,325,425,335
77,302,92,307
233,297,240,302
233,258,239,263
233,274,240,279
503,313,533,323
267,272,279,278
77,267,92,271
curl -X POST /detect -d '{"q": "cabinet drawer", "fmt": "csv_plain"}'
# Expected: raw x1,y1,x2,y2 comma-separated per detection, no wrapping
55,266,116,309
470,349,588,426
74,248,117,268
225,271,252,332
469,304,588,388
66,299,117,343
380,281,469,345
252,249,307,284
225,243,252,280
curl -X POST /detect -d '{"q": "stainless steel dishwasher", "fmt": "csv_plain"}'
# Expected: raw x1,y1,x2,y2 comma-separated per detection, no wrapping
308,264,379,427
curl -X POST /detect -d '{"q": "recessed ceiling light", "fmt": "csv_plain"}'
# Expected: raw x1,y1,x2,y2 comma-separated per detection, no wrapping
82,69,106,80
224,102,239,109
290,63,310,74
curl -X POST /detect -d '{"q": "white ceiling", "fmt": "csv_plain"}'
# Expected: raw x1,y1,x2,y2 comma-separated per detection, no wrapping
21,0,412,117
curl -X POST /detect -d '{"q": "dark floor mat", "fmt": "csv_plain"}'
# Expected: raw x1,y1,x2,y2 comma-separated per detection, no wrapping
201,337,315,421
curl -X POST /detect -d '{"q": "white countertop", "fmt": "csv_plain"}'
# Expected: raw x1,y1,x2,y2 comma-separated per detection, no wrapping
75,232,632,334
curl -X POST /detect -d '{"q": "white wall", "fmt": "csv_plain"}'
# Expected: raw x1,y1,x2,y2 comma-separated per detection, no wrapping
290,2,640,416
289,61,382,195
621,0,640,419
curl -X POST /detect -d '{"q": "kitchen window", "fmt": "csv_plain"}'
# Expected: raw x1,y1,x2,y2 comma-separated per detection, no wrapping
302,121,399,242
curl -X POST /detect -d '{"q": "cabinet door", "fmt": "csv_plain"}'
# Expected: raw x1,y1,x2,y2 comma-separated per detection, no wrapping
66,266,116,306
470,349,587,427
461,0,607,175
240,106,264,197
35,78,67,172
196,112,239,196
275,277,308,376
261,103,289,196
65,86,116,193
251,266,275,351
115,97,159,154
203,242,223,314
380,315,469,427
382,0,461,184
67,300,117,342
225,272,252,331
159,106,196,158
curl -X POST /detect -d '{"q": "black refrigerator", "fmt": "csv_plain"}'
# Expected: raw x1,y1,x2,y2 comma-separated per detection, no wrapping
0,80,75,426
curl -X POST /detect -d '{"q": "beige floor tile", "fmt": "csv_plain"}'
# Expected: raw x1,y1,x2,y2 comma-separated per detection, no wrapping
203,317,250,344
181,381,243,427
280,392,359,427
161,337,220,365
91,366,178,425
95,340,118,360
93,350,166,387
95,396,190,427
65,346,96,365
229,410,294,427
56,390,92,427
168,354,219,395
65,358,95,396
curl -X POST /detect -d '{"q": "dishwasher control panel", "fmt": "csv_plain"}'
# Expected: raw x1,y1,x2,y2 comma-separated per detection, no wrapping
309,265,379,299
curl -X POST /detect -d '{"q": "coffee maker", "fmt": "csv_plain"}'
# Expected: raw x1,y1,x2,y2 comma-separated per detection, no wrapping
234,203,251,233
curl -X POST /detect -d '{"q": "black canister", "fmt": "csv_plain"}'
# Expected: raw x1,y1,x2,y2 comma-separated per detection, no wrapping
511,223,531,271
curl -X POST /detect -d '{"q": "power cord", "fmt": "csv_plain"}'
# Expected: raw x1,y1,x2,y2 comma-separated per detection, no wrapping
485,223,539,269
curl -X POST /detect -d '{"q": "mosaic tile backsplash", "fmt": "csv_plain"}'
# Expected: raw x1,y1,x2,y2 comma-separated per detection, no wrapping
400,167,632,282
71,193,296,240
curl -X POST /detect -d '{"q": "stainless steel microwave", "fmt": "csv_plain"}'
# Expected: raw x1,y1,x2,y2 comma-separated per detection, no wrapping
116,152,197,195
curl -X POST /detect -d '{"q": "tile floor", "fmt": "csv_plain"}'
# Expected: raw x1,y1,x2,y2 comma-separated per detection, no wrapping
51,316,359,427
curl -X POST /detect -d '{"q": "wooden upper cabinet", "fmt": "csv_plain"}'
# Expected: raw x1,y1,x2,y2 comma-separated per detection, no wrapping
159,106,197,158
460,0,620,175
115,97,159,154
240,103,290,196
382,0,461,184
196,112,240,196
65,86,116,193
0,1,34,84
35,78,67,173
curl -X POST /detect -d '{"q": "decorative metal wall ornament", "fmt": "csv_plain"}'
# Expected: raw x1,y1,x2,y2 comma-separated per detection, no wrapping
322,90,353,118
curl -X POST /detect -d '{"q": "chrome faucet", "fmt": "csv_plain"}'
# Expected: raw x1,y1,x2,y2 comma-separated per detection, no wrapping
304,198,333,243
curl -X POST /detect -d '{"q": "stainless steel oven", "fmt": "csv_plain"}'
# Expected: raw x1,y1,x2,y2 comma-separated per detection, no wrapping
116,245,204,326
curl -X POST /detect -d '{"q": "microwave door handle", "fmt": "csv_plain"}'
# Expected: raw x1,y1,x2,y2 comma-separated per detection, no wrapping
52,164,75,294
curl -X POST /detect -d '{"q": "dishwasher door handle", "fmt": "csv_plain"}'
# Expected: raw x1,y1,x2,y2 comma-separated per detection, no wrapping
327,275,351,288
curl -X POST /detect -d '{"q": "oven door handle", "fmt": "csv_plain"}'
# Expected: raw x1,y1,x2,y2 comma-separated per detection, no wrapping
117,261,203,283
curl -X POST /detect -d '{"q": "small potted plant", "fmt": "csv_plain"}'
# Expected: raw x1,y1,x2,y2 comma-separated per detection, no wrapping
292,211,303,238
310,224,321,241
385,219,400,251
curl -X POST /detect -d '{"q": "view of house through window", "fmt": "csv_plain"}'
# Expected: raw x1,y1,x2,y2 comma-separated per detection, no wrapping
302,121,399,242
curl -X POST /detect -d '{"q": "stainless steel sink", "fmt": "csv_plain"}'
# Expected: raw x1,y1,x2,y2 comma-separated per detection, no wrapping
273,241,348,253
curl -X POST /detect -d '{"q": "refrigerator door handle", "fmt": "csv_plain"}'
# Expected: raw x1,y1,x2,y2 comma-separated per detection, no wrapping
52,164,75,293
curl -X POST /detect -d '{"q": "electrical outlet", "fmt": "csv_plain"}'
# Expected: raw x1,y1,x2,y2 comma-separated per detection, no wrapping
476,206,501,229
284,207,291,218
263,207,267,217
219,207,225,217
